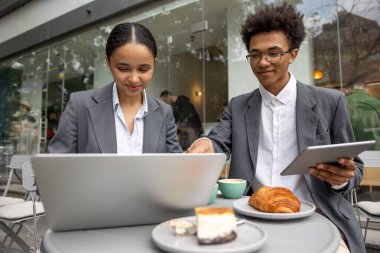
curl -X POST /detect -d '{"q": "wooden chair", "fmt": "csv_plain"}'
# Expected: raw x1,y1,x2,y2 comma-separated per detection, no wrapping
360,167,380,192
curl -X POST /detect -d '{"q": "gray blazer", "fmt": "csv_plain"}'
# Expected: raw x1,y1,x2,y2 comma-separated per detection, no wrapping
48,83,182,154
208,82,365,252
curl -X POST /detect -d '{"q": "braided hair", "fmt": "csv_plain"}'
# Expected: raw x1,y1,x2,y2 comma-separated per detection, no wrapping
106,22,157,60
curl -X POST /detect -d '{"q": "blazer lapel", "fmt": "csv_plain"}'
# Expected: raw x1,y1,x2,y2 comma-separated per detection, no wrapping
88,83,117,153
295,82,318,153
296,83,319,188
246,90,262,171
143,95,162,153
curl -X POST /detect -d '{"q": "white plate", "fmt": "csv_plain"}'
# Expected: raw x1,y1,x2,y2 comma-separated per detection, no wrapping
152,216,267,253
233,197,316,220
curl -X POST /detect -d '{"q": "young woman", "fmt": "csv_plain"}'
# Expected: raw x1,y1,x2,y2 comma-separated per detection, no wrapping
48,22,182,154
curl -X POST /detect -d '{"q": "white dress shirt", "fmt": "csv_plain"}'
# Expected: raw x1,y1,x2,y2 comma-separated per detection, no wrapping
113,83,148,154
254,73,313,202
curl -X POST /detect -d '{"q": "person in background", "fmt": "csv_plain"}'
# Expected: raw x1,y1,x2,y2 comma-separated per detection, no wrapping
12,101,39,154
347,80,380,150
366,82,380,100
217,102,228,122
48,22,181,154
187,3,365,252
160,90,203,150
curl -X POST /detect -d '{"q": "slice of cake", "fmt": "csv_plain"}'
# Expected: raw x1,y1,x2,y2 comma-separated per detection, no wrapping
195,207,237,245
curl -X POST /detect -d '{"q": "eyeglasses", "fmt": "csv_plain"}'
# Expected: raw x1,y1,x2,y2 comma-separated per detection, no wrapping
246,49,293,64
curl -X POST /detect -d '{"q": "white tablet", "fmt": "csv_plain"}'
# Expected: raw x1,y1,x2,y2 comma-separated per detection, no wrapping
280,140,376,176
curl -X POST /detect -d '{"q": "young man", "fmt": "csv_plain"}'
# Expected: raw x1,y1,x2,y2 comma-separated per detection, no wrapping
187,3,365,253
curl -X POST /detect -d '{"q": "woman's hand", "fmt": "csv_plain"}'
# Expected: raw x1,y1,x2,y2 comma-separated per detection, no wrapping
186,138,214,153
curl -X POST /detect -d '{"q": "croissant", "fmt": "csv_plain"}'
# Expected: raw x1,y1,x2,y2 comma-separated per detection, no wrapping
248,186,300,213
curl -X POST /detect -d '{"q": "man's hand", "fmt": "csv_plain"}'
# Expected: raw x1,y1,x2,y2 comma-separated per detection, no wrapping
186,138,214,153
308,158,356,185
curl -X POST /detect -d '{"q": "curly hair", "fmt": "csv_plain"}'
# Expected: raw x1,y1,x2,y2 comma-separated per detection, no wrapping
241,2,305,51
106,22,157,60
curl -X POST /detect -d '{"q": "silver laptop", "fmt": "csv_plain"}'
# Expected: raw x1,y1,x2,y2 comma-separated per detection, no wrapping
31,153,226,232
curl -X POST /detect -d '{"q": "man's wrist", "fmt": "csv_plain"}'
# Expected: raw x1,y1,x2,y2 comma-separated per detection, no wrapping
331,181,349,190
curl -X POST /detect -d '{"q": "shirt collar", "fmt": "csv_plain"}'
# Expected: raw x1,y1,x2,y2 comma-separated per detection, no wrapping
112,83,119,109
259,84,276,106
140,90,148,118
259,72,297,106
112,83,148,118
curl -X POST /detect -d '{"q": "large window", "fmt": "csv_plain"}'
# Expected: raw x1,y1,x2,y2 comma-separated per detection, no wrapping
311,1,380,151
0,0,379,197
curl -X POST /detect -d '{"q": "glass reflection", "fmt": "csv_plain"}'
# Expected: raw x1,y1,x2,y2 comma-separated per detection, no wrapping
0,0,379,155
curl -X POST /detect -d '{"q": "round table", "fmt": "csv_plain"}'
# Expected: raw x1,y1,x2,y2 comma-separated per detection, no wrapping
41,197,340,253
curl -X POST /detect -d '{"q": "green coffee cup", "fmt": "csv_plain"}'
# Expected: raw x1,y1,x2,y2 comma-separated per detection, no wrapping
218,179,246,199
208,183,219,205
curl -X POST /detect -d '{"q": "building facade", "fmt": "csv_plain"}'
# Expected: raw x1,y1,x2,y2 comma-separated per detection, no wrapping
0,0,379,168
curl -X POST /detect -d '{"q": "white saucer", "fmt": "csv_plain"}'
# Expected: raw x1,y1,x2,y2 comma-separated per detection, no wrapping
233,197,316,220
152,216,267,253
